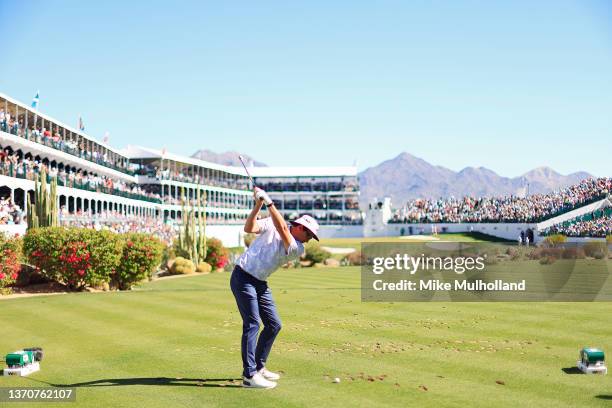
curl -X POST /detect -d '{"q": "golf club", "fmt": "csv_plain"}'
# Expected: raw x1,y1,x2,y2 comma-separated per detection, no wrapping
238,155,256,187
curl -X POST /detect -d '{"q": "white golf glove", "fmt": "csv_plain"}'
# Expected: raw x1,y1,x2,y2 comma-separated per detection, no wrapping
255,189,273,206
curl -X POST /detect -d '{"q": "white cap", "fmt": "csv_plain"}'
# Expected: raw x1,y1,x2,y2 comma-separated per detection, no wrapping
291,215,320,241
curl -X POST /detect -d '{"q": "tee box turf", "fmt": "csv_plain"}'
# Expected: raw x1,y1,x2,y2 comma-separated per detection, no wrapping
577,347,607,375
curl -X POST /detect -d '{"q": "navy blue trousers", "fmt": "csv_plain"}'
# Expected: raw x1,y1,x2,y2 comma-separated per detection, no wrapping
230,265,282,378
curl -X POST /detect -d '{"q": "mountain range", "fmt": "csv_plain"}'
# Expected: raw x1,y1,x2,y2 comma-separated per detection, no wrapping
192,149,592,207
358,152,592,207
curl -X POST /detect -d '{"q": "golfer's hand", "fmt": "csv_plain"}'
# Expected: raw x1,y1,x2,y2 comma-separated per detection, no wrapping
253,187,261,199
254,188,273,206
253,187,263,203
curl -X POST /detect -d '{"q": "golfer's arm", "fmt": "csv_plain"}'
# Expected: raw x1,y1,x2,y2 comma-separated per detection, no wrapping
244,201,264,233
268,204,293,251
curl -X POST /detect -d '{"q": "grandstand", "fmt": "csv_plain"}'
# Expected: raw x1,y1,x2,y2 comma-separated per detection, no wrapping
389,178,611,224
365,179,612,242
0,92,158,238
325,174,611,241
3,90,608,245
541,207,612,238
0,92,364,245
251,167,361,226
123,145,252,225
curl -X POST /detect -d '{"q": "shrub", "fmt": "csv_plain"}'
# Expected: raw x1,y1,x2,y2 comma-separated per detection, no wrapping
0,233,22,294
24,227,123,290
593,250,606,260
541,247,563,258
196,262,212,273
484,255,498,265
161,246,176,271
172,238,189,260
583,241,608,258
561,247,585,259
543,234,567,247
205,238,229,271
244,233,256,248
528,247,543,260
342,250,363,266
539,255,557,265
170,257,195,274
504,247,524,261
304,241,331,264
114,233,165,290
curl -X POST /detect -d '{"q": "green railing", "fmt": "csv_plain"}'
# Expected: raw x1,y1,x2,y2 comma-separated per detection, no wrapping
0,165,161,203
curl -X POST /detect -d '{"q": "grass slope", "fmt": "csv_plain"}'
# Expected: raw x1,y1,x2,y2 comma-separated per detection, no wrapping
1,268,611,407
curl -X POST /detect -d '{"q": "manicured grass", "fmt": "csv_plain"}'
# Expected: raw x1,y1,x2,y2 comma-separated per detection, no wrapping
320,232,501,250
1,268,611,407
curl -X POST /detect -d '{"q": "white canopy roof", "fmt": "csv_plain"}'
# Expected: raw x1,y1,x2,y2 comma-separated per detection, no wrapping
123,146,357,178
121,145,249,176
249,167,358,178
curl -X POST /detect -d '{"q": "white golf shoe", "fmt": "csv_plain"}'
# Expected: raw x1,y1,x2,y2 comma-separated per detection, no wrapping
242,372,277,389
258,367,281,381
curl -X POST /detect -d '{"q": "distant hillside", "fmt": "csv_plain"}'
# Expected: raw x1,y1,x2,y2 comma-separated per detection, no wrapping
191,149,267,167
359,152,593,208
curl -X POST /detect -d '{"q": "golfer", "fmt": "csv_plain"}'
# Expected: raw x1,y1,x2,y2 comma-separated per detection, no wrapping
231,187,319,389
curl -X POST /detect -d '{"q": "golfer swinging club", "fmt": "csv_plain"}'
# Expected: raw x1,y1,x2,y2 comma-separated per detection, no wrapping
231,186,319,389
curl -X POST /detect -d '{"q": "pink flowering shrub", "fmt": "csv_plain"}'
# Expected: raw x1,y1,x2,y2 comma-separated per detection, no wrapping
204,237,229,271
114,233,164,289
0,234,22,293
24,227,123,290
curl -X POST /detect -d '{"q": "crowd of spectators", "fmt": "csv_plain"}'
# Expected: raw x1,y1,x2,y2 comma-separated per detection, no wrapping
136,165,249,191
0,109,130,174
0,147,161,202
59,210,176,245
160,193,251,209
0,197,24,225
541,208,612,238
542,216,612,238
390,178,612,224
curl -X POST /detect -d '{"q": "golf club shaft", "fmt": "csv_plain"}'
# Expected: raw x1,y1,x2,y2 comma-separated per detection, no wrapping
238,155,256,187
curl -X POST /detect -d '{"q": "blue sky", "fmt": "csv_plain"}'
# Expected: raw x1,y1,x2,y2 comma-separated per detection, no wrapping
0,0,610,177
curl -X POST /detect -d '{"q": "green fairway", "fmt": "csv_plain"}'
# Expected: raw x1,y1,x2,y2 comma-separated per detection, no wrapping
1,268,611,407
320,232,508,250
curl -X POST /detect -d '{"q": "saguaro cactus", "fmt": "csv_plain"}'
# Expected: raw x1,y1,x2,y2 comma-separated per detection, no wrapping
176,187,207,266
27,168,58,230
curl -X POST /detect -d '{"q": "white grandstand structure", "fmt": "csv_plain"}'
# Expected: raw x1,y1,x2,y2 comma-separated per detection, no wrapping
364,194,612,243
2,91,609,245
250,166,361,225
0,92,363,246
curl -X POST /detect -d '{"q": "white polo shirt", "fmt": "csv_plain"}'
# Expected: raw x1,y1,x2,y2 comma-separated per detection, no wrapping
237,217,305,281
